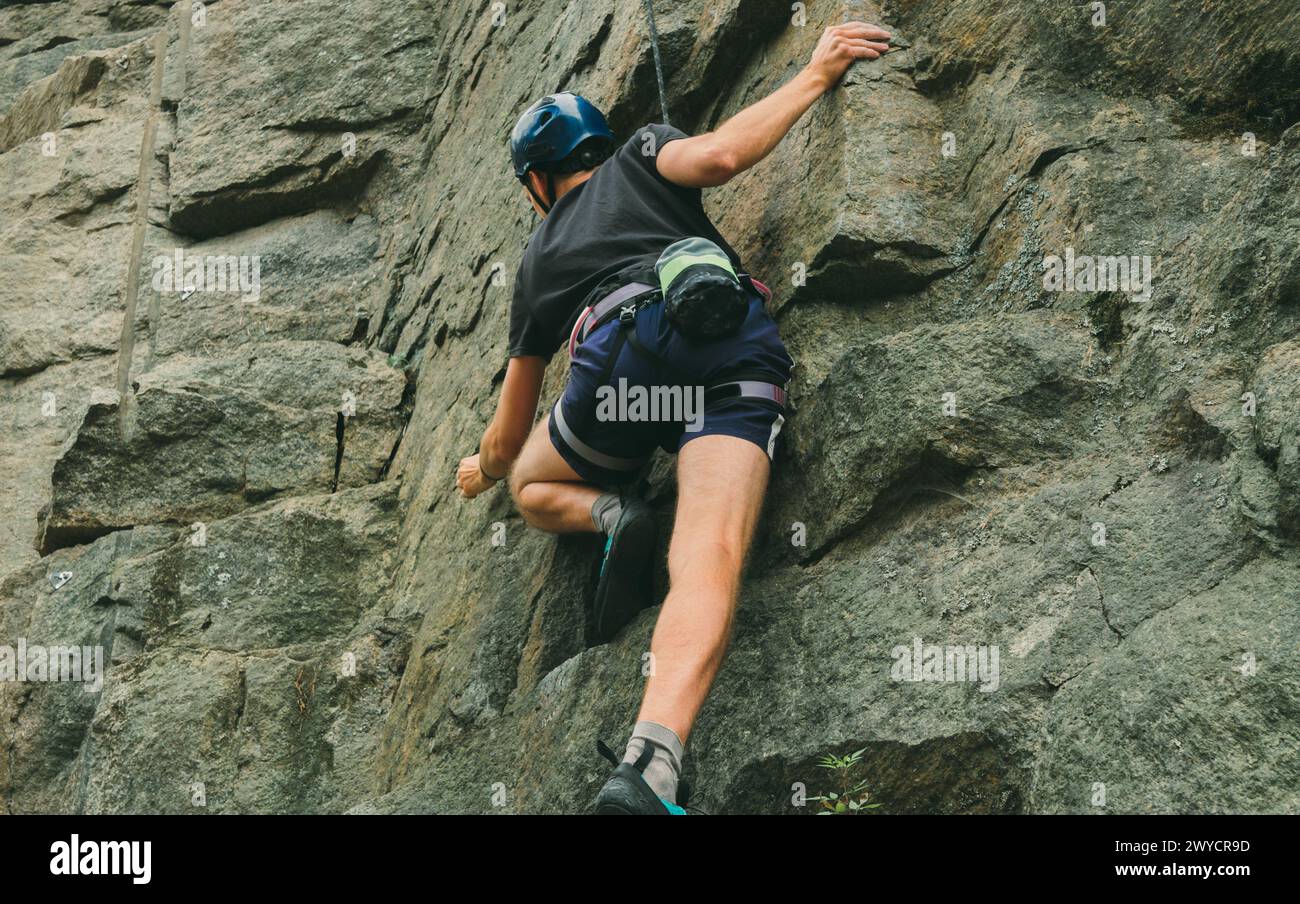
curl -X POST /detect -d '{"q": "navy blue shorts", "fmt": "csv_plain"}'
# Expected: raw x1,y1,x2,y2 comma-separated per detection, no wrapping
549,291,794,486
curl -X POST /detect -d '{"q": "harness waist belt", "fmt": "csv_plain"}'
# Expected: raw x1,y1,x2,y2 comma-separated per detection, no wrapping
568,282,656,360
568,273,770,361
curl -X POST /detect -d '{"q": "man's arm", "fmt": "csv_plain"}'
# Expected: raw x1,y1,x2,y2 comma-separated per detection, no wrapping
457,355,545,498
656,21,891,188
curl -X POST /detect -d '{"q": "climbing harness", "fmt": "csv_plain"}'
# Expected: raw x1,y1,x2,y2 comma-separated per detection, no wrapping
641,0,671,126
566,269,787,411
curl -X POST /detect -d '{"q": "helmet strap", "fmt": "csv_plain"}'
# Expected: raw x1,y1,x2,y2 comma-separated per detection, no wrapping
522,171,553,214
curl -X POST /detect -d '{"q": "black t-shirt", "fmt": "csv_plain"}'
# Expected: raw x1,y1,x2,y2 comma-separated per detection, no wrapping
508,124,744,360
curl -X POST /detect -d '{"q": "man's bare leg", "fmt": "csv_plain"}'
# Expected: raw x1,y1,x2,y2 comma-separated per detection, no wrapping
508,414,602,534
516,420,770,809
637,434,770,742
513,421,770,729
511,412,659,644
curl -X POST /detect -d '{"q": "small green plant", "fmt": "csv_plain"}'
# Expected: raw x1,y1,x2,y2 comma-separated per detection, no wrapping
808,747,883,815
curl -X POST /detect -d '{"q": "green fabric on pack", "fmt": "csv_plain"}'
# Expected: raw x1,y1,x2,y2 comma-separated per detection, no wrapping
656,237,737,295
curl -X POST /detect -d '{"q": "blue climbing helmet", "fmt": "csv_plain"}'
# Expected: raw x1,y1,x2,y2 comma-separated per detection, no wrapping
510,92,614,180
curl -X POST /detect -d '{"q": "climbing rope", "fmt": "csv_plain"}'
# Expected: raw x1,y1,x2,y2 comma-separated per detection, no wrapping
641,0,670,126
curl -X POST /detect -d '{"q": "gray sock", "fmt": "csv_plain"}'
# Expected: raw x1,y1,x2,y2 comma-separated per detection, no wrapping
623,720,684,805
590,492,623,535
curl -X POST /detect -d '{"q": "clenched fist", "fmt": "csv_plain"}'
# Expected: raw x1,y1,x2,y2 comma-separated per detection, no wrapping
457,453,498,499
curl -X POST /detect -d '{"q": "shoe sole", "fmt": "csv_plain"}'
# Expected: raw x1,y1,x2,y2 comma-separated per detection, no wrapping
592,764,669,815
594,801,638,815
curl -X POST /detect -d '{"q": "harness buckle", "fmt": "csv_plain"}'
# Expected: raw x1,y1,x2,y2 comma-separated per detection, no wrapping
618,303,637,325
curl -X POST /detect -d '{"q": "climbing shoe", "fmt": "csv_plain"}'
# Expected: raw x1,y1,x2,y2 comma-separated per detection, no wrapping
592,741,686,815
591,497,657,644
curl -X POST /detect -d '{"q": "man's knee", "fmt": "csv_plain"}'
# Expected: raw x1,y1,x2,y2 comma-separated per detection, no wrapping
508,419,546,511
507,468,527,506
510,474,546,526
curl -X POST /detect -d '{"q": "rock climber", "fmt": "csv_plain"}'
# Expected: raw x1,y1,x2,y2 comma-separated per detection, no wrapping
456,21,892,814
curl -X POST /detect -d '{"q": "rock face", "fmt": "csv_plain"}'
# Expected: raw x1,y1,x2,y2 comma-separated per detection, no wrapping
1,0,1297,814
